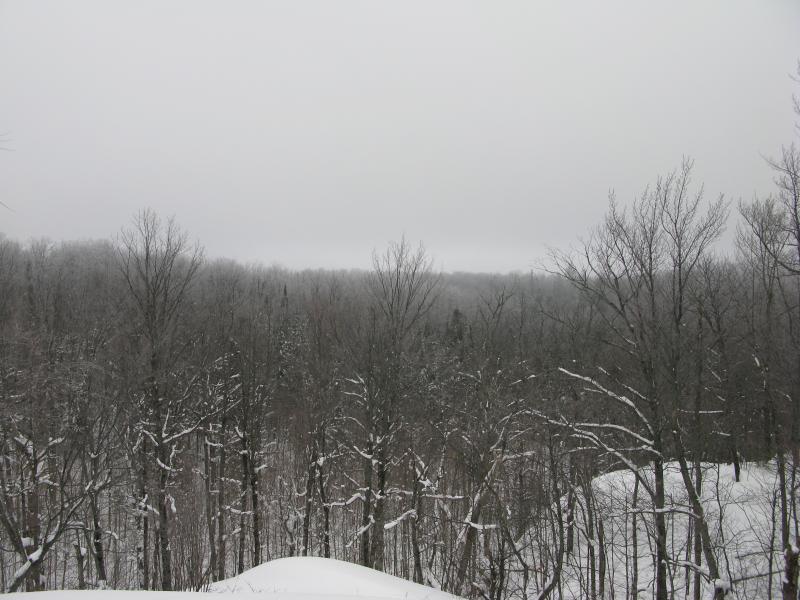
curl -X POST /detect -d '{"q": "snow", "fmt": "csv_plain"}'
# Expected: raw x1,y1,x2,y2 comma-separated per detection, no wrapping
4,592,266,600
384,509,417,530
5,557,462,600
209,557,461,600
551,462,785,600
27,547,43,563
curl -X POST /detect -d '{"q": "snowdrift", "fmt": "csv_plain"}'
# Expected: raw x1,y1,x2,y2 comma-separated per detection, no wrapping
5,557,461,600
3,593,265,600
209,557,460,600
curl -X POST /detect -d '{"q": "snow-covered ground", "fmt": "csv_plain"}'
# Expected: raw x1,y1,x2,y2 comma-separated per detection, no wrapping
210,557,460,599
6,557,462,600
556,462,782,600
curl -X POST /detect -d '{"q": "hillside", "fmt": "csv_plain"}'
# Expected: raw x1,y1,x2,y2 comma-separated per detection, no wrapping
556,463,780,600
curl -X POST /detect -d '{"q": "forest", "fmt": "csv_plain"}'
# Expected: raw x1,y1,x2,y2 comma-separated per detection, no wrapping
2,141,800,599
1,150,799,600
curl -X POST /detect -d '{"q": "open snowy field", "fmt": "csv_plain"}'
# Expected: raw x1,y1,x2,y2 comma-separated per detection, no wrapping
5,557,462,600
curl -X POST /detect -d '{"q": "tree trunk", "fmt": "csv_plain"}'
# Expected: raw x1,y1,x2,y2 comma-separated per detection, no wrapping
370,449,387,572
317,456,331,559
203,434,217,581
598,519,606,599
249,449,261,566
237,432,249,574
25,450,43,592
88,453,107,586
302,446,318,556
630,477,638,600
137,437,149,590
455,453,503,596
782,543,799,600
74,533,86,590
411,475,424,584
360,437,374,567
653,457,669,600
216,416,227,581
674,446,725,599
585,484,597,600
565,487,575,555
693,462,702,600
156,442,173,591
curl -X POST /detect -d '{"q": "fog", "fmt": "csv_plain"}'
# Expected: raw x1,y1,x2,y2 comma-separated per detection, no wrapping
0,1,798,271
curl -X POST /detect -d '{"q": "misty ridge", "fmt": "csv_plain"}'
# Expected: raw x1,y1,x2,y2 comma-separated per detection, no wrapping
2,3,800,600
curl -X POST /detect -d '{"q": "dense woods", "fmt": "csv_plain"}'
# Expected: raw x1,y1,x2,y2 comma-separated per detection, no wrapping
2,145,800,599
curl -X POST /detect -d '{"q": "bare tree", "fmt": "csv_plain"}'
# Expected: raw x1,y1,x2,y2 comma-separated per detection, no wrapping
551,161,729,599
344,239,439,571
116,209,204,591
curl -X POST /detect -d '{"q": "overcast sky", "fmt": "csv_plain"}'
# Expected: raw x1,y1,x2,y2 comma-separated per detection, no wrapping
1,1,799,272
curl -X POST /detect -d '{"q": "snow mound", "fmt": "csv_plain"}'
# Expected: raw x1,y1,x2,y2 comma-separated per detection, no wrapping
5,558,462,600
209,557,459,600
4,593,266,600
